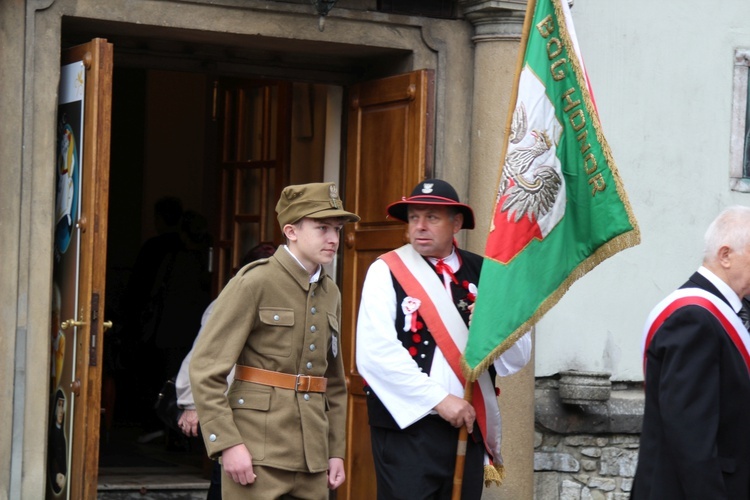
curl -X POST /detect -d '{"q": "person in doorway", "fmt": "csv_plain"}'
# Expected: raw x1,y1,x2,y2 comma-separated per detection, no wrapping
122,196,184,438
356,179,532,500
125,196,185,329
631,205,750,499
154,209,212,378
190,182,359,499
150,209,213,451
175,242,277,500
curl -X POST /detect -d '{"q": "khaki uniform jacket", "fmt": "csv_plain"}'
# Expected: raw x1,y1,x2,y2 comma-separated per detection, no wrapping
189,247,347,473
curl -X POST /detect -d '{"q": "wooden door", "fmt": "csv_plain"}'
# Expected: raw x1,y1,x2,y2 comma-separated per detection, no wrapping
213,79,291,291
339,69,434,499
48,38,113,499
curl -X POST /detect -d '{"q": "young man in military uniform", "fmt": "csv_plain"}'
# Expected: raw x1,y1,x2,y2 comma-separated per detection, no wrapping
190,182,359,500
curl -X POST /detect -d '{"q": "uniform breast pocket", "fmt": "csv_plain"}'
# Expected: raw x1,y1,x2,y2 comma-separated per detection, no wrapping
228,388,271,460
257,307,294,357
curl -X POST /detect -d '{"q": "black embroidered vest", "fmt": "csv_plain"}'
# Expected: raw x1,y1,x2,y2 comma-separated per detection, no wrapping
365,248,492,430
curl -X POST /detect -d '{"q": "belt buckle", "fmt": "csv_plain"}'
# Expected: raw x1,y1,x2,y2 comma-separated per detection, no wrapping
295,374,309,392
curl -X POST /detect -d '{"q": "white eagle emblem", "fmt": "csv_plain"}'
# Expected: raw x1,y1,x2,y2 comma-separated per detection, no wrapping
498,102,563,223
329,184,340,208
421,183,434,194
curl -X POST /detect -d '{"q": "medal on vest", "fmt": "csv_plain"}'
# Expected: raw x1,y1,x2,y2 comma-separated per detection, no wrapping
401,296,421,332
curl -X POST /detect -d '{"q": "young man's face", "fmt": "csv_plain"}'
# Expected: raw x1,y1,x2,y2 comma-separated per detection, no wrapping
285,217,345,273
407,205,463,259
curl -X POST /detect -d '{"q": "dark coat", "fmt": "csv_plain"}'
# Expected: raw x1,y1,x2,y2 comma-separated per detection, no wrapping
632,272,750,499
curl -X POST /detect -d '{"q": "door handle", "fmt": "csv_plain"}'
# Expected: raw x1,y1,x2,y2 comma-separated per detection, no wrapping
61,319,85,330
61,319,112,331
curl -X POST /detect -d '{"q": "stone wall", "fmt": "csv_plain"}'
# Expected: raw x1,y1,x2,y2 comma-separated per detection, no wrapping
533,376,643,500
534,432,639,499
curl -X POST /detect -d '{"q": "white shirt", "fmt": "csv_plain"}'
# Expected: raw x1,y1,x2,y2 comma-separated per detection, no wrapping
697,266,743,314
283,244,321,283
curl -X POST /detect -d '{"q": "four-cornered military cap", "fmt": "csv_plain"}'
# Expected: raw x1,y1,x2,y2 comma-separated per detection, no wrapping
386,178,475,229
276,182,360,229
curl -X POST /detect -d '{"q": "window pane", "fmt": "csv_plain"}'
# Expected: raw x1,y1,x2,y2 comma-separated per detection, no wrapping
220,168,235,240
269,86,278,161
235,222,260,266
236,167,261,215
264,170,277,241
223,89,235,162
217,246,232,290
240,88,263,161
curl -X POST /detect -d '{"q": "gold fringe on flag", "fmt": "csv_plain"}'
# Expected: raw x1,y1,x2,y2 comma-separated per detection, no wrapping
484,463,506,487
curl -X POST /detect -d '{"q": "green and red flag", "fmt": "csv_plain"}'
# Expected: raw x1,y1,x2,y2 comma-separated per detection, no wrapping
461,0,640,381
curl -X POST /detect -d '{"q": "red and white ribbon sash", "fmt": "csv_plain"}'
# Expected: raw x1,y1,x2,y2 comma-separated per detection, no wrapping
642,288,750,376
381,245,503,463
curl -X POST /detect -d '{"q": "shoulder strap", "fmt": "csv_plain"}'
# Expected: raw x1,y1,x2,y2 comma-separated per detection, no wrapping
381,246,467,380
642,288,750,376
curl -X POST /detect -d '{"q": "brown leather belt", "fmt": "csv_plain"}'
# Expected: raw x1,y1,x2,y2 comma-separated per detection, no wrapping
234,365,327,393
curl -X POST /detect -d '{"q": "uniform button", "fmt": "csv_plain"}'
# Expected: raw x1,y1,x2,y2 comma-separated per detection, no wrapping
310,325,317,333
309,344,316,351
304,394,310,401
420,354,426,358
424,340,429,345
311,291,316,297
306,362,313,369
273,314,280,321
238,398,245,405
209,434,217,442
311,307,317,314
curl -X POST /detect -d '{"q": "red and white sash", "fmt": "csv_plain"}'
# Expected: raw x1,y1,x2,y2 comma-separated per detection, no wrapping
380,245,503,465
642,288,750,376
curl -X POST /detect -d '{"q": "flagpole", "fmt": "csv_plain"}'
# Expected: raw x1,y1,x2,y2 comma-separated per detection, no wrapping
451,384,473,500
451,2,541,498
486,0,540,237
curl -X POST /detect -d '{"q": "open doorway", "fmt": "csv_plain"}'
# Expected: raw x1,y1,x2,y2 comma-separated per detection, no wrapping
59,18,417,496
99,67,346,490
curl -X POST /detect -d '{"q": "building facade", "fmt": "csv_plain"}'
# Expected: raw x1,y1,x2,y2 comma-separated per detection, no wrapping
4,0,750,499
2,1,535,498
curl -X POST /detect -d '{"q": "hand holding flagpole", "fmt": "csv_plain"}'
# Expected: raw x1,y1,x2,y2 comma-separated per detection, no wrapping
451,384,474,500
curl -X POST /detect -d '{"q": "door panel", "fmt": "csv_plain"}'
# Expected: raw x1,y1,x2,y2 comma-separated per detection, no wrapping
214,79,291,292
48,38,113,500
340,69,434,500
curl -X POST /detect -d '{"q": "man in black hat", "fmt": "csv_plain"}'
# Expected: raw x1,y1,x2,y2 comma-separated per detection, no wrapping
356,179,531,500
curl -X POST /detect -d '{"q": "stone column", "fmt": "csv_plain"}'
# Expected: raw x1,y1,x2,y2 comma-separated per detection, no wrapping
458,2,535,499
